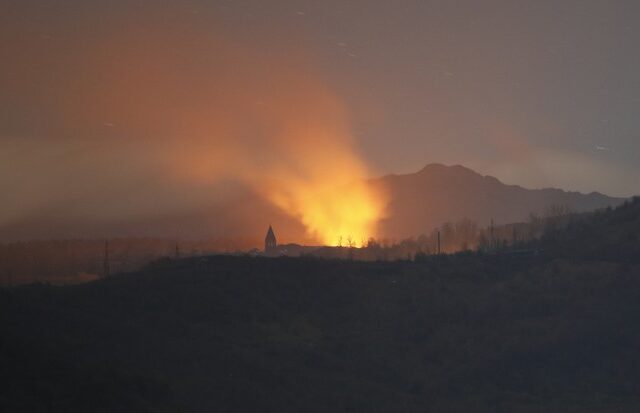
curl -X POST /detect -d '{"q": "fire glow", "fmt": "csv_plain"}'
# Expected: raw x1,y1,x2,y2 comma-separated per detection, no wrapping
265,156,384,247
0,13,387,244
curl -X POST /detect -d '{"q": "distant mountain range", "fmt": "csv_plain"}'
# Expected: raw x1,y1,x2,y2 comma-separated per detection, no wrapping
1,163,627,243
372,163,626,239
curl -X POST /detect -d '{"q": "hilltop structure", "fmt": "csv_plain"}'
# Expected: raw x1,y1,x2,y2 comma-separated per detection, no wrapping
265,225,277,254
262,225,327,257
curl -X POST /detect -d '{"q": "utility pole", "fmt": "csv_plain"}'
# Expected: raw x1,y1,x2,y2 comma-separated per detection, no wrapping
490,219,495,252
437,230,441,255
175,242,180,259
103,240,110,277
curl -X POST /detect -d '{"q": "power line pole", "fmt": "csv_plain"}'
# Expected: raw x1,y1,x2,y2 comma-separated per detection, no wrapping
103,240,110,277
437,230,441,255
490,219,495,252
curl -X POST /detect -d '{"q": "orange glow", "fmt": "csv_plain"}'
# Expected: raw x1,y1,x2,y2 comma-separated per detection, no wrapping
0,15,388,244
266,163,384,247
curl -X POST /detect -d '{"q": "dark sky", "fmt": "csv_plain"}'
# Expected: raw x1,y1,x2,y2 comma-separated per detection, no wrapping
316,1,638,196
216,0,640,196
1,0,639,240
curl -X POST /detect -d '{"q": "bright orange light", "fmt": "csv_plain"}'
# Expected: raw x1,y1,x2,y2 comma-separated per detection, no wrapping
262,130,385,247
267,177,383,246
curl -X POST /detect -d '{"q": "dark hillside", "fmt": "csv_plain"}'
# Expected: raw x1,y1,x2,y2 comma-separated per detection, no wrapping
536,197,640,262
2,200,640,412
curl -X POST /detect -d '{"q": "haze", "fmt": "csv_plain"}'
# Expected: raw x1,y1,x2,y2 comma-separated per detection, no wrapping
2,0,639,243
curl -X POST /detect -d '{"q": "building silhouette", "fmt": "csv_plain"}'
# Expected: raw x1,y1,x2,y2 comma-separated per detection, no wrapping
265,225,277,254
262,225,326,257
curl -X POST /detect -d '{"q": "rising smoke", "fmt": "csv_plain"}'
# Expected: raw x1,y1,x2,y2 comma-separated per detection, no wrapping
0,4,385,245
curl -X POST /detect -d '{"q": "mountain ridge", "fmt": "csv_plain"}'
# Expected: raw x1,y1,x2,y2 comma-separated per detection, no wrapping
372,163,626,239
382,163,615,197
0,163,627,243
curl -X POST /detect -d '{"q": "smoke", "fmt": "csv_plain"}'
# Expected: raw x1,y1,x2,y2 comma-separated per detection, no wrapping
0,6,385,244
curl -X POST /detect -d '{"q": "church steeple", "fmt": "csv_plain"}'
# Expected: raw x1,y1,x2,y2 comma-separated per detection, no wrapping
265,225,277,253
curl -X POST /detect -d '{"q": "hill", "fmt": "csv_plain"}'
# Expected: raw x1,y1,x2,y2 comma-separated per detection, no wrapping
373,163,625,239
536,196,640,263
1,199,640,412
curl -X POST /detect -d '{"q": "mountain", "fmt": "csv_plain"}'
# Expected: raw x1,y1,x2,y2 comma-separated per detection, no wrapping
0,163,626,244
373,163,626,239
3,200,640,412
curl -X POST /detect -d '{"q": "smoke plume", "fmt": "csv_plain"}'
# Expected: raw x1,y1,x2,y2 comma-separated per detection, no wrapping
0,6,385,245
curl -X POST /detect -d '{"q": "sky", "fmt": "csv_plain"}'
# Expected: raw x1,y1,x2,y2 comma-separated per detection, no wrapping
286,0,640,197
212,0,640,197
1,0,639,241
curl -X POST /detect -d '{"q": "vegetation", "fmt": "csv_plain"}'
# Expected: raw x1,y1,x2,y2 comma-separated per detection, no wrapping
0,237,258,286
1,198,640,412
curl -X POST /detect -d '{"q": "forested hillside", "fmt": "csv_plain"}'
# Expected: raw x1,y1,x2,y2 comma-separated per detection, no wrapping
1,199,640,412
534,197,640,262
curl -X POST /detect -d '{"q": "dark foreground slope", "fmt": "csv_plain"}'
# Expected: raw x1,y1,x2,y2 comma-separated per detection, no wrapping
2,201,640,412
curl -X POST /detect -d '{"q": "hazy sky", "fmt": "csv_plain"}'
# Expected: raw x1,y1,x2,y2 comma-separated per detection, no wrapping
4,0,639,197
1,0,639,240
211,0,640,196
295,0,640,197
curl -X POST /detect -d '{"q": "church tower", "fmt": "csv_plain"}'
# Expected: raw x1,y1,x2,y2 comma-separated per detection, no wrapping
265,225,277,253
